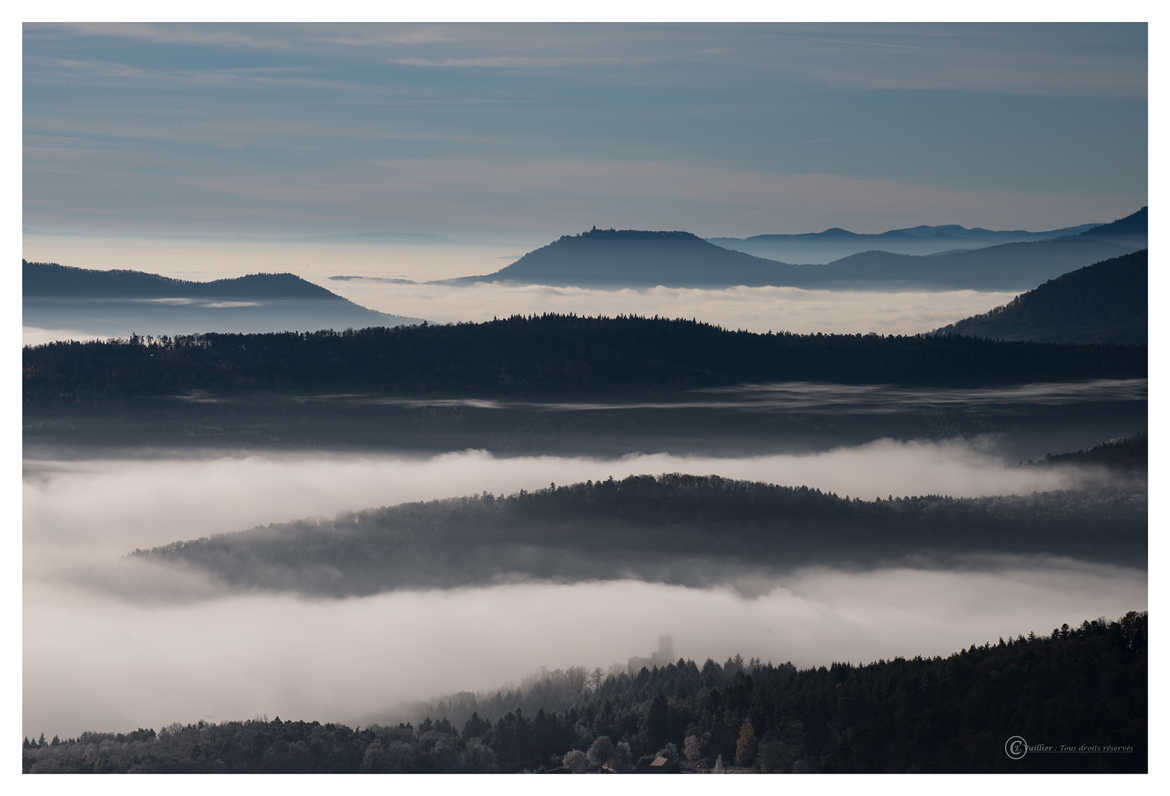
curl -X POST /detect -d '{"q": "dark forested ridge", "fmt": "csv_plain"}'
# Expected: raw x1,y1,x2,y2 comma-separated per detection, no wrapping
933,251,1147,345
813,237,1133,291
22,315,1147,406
23,612,1147,773
1041,435,1147,474
134,474,1147,597
1080,207,1147,246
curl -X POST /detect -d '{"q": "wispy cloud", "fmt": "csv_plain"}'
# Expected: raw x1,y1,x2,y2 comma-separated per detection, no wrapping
23,23,1147,244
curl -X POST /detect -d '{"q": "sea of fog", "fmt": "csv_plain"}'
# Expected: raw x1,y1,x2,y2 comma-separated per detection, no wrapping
23,438,1146,738
21,282,1020,346
324,281,1020,336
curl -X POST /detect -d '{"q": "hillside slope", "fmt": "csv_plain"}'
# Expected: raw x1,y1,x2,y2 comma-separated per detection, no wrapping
462,226,1135,290
464,228,812,287
22,612,1147,773
933,250,1147,345
23,260,419,336
135,474,1147,597
23,260,337,299
819,237,1132,290
710,220,1099,263
22,316,1149,406
1080,206,1147,247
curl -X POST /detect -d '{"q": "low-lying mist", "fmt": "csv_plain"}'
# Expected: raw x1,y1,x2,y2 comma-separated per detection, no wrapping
325,280,1019,335
24,438,1118,577
23,437,1145,739
24,565,1146,739
21,282,1016,346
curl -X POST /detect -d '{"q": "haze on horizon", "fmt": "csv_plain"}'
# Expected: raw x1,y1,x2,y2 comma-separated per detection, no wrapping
23,22,1147,280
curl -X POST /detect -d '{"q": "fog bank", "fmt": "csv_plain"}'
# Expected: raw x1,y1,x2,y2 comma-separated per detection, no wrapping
24,565,1146,739
327,281,1018,335
23,282,1016,345
23,438,1143,738
23,439,1113,578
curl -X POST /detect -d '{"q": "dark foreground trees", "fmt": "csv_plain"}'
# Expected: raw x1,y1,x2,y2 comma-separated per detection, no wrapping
24,314,1146,406
24,612,1146,773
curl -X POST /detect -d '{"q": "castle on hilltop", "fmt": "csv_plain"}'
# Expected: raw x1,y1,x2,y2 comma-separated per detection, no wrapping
627,635,675,674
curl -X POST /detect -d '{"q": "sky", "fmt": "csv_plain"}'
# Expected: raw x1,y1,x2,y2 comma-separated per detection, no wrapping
23,22,1148,277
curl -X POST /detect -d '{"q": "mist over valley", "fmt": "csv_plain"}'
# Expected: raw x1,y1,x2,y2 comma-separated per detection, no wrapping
19,20,1147,775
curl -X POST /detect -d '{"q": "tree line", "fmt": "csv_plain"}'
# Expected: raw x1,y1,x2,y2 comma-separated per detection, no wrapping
24,315,1146,406
134,474,1148,598
23,612,1146,773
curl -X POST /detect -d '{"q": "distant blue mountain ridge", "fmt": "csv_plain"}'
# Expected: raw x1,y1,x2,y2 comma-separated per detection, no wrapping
449,208,1146,291
22,259,420,338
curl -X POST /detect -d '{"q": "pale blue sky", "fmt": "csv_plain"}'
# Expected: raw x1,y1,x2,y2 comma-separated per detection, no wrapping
24,22,1147,250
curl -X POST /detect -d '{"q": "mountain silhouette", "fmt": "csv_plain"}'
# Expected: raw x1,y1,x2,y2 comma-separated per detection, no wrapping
456,228,811,287
933,250,1147,345
710,220,1100,263
24,260,339,300
23,260,420,337
457,218,1141,290
1079,206,1147,247
816,236,1132,290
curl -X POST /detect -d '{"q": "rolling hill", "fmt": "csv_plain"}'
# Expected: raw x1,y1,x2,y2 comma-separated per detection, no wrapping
456,228,813,287
134,474,1146,598
1080,206,1147,248
709,220,1100,264
22,315,1149,407
23,259,419,337
933,250,1147,345
455,217,1141,290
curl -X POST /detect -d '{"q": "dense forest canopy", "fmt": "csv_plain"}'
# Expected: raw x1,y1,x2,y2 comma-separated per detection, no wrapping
23,612,1146,773
1040,434,1147,473
23,315,1147,406
933,250,1147,345
135,474,1147,597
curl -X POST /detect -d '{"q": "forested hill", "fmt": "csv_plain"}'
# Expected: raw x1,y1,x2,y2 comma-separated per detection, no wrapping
463,228,808,287
23,612,1147,773
933,251,1147,345
814,237,1131,291
22,315,1147,406
22,259,421,337
135,474,1147,597
1042,435,1147,473
1080,206,1147,245
23,260,338,299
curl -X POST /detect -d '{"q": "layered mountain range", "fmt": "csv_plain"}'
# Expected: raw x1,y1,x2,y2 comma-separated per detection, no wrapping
23,259,419,337
450,208,1146,290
